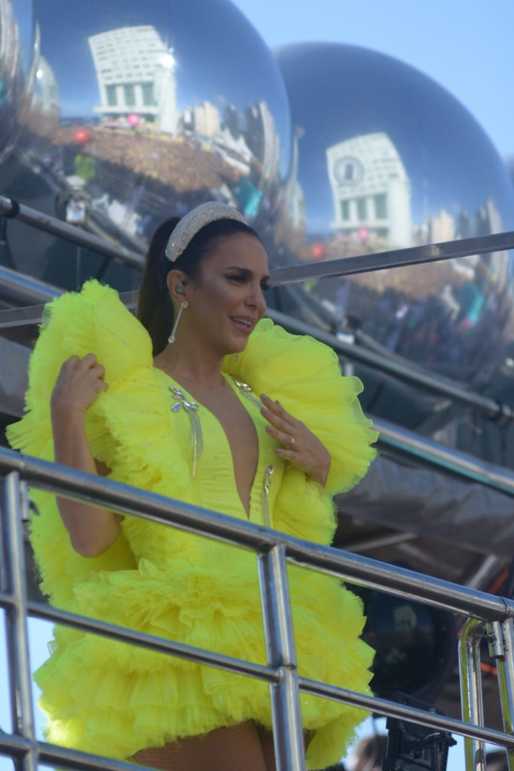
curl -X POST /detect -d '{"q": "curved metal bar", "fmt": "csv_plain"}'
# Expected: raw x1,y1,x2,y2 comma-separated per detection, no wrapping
489,620,514,771
374,417,514,495
269,231,514,287
0,195,144,269
459,619,486,771
0,264,61,305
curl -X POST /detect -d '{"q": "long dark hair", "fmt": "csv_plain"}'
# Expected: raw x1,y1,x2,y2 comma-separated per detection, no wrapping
137,214,260,355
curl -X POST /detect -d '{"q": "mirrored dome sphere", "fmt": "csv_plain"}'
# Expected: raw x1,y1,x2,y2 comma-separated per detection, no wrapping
276,43,514,397
1,0,291,290
0,0,36,164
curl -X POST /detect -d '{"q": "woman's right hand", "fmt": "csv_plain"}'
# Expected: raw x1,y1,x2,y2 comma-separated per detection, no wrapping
51,354,107,419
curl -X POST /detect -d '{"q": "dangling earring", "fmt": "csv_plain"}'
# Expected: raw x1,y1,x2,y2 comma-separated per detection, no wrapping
168,300,189,344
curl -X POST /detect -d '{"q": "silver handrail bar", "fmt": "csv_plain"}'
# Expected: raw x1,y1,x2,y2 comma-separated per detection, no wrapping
374,416,514,495
2,194,513,285
0,264,61,305
267,307,512,421
0,592,279,683
2,589,514,755
270,230,514,286
0,195,144,269
0,446,512,620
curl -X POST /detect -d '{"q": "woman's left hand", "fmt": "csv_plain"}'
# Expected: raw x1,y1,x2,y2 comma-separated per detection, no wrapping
260,394,331,486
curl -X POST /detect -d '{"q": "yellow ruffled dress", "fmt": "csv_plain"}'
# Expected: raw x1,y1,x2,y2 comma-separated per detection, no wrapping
7,280,378,769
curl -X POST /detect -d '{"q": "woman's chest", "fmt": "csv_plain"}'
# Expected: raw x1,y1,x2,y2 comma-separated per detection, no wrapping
153,370,283,523
197,387,260,514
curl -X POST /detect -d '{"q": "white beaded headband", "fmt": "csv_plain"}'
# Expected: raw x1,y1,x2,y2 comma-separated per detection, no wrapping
165,201,248,263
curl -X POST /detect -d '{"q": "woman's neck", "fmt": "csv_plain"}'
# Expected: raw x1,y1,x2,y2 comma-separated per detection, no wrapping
155,336,225,390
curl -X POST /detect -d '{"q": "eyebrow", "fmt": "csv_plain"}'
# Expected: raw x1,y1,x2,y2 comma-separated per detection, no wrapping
226,266,271,283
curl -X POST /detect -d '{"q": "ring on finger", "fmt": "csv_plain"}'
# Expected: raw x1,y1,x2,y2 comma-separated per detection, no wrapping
289,435,296,448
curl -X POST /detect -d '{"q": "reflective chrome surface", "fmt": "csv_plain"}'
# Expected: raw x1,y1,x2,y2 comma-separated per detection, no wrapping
0,0,36,163
276,43,514,394
0,0,291,290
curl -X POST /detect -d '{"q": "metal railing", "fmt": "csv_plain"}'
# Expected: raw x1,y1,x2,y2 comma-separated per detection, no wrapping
269,230,514,286
2,446,514,771
2,193,514,422
0,195,144,269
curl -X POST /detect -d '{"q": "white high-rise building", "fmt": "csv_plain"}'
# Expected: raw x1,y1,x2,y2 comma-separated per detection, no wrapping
88,25,177,132
34,56,59,115
255,101,280,181
429,209,455,243
190,101,221,138
326,132,412,247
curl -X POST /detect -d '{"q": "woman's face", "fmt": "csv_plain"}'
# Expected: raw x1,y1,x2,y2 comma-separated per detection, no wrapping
185,232,270,354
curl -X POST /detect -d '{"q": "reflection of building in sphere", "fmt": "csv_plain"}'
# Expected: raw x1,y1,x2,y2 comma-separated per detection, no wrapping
428,208,455,242
327,132,411,247
183,101,221,137
88,26,178,133
246,101,281,182
0,0,35,164
0,0,21,79
276,43,514,398
33,56,59,116
287,179,305,230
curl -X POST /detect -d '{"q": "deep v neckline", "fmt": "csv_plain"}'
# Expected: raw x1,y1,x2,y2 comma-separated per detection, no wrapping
154,367,261,518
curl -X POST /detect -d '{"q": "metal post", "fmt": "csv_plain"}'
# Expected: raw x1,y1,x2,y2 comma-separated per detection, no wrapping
491,620,514,771
459,618,486,771
258,544,305,771
2,473,37,771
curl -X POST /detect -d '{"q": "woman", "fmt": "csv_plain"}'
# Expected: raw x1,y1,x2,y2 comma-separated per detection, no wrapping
7,202,378,770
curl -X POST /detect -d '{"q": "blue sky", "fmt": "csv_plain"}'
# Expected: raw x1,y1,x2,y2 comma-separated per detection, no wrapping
233,0,514,159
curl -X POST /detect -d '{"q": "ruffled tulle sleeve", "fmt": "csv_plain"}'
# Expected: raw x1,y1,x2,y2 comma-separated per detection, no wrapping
225,318,378,494
5,280,153,607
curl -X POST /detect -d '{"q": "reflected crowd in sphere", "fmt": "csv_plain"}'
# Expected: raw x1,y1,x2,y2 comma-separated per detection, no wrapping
275,43,514,402
0,0,291,290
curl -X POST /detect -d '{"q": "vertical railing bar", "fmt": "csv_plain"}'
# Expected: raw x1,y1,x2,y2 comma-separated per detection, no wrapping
495,620,514,771
0,474,6,593
258,544,305,771
459,618,486,771
2,473,37,771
